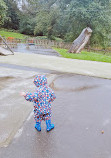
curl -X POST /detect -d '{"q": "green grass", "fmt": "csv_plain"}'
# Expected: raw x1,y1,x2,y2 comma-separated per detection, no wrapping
0,29,28,39
54,48,111,63
35,36,63,41
36,36,48,39
53,37,63,41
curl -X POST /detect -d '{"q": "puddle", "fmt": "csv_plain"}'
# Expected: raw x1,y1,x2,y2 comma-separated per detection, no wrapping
50,81,98,92
0,76,15,90
11,43,60,56
0,76,15,80
49,74,101,92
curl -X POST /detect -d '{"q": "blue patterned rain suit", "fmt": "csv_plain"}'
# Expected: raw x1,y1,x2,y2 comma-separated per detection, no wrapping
24,75,56,123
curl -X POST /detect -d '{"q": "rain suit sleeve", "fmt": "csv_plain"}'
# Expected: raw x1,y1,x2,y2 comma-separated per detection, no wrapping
50,91,56,102
24,92,38,102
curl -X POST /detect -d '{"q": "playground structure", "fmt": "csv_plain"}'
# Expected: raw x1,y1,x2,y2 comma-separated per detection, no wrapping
0,36,14,55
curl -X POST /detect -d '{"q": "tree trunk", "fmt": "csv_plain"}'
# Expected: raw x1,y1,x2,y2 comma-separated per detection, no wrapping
69,27,92,53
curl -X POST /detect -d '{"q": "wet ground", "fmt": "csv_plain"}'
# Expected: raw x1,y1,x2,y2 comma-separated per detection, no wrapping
11,43,60,56
0,66,57,147
0,65,111,158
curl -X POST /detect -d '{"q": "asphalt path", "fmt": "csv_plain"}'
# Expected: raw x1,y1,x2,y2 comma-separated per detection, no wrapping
1,52,111,79
0,65,111,158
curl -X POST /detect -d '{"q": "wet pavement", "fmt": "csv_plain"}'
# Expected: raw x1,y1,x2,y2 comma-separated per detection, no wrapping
11,43,60,56
1,52,111,79
0,63,55,74
0,65,111,158
0,67,56,147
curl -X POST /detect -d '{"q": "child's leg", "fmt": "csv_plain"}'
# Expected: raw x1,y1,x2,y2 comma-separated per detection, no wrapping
35,116,41,132
45,114,54,132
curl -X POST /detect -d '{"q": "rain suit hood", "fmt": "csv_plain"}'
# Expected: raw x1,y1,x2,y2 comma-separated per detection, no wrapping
33,75,47,87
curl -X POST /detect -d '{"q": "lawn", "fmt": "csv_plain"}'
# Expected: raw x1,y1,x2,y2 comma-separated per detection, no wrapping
0,29,28,39
54,48,111,63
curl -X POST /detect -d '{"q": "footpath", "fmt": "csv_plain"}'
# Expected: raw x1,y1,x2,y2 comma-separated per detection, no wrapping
0,52,111,79
0,52,111,158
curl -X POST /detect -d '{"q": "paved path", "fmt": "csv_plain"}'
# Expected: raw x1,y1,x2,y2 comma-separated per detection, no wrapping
0,52,111,157
0,52,111,79
0,72,111,158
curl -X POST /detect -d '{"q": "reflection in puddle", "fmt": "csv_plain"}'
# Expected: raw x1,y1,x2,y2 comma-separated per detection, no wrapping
50,81,98,92
0,76,15,90
11,43,60,56
0,76,15,81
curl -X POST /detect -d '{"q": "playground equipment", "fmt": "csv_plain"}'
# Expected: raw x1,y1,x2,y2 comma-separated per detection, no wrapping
0,35,14,55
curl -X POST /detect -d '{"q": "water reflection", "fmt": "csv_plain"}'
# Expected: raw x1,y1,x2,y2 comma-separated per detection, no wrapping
11,43,60,56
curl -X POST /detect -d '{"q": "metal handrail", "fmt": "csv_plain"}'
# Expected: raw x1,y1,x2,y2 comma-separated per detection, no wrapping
0,35,14,55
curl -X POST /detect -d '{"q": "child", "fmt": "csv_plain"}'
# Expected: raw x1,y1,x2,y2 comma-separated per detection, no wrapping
20,75,56,132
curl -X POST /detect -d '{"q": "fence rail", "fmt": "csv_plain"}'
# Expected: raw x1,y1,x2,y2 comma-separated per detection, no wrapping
0,37,72,49
0,37,111,54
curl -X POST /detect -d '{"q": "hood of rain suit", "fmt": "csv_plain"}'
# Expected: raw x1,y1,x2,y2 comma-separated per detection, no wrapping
33,75,47,87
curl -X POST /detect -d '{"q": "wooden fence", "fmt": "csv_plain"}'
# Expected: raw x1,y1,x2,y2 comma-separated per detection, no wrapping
0,37,72,49
0,37,111,54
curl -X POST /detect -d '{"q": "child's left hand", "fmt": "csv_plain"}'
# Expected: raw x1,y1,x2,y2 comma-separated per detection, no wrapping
20,92,26,96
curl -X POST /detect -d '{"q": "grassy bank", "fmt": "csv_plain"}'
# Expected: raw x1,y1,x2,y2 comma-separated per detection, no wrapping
0,29,28,39
0,29,63,41
54,48,111,63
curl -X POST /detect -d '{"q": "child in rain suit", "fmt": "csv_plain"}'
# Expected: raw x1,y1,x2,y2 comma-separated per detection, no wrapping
21,75,56,132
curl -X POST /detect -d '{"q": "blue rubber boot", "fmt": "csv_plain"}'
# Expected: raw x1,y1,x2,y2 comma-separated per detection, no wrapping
35,122,41,132
46,119,54,132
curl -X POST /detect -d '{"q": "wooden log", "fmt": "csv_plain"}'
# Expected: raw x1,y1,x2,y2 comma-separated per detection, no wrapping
69,27,92,53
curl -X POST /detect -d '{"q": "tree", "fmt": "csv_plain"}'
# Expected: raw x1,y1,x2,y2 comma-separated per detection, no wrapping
61,0,111,47
3,0,20,30
20,0,39,15
34,7,60,39
19,13,36,35
0,0,7,26
2,0,110,48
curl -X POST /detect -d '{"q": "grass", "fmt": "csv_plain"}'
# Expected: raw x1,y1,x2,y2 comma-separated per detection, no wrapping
36,36,48,39
53,37,63,41
0,29,63,41
35,36,63,41
0,29,28,39
54,48,111,63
